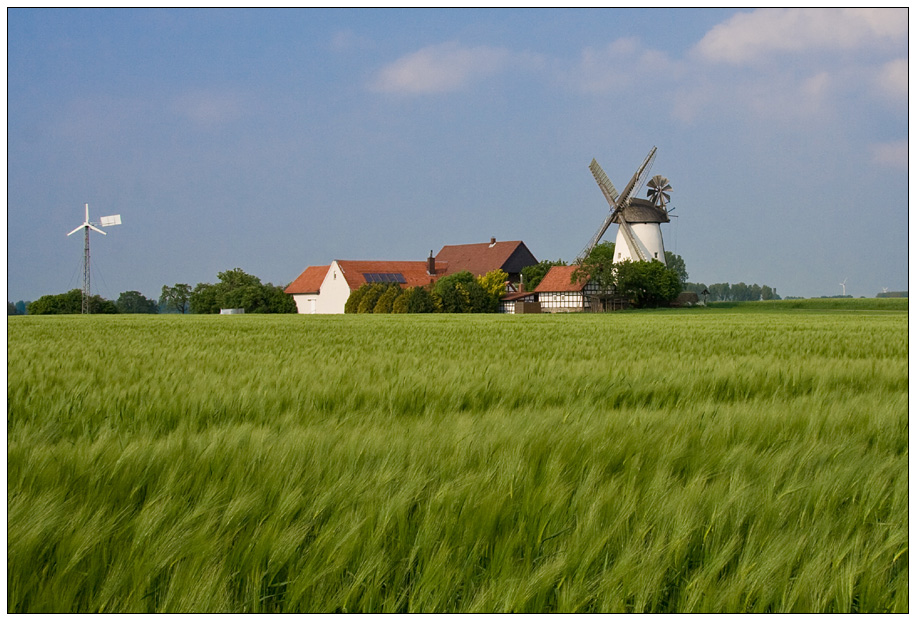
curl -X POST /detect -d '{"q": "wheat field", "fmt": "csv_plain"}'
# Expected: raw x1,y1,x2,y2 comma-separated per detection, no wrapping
7,302,908,612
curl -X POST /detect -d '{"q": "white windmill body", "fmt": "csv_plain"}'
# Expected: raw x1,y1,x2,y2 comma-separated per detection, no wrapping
610,199,669,263
67,203,121,314
580,147,673,266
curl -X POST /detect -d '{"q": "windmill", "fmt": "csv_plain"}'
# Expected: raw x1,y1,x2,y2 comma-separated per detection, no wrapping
67,203,122,314
580,147,672,265
840,278,847,296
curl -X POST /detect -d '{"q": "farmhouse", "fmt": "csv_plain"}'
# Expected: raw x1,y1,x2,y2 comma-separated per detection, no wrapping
286,239,538,314
531,265,624,313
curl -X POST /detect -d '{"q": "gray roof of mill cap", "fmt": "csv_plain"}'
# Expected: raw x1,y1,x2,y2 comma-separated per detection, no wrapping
614,197,670,224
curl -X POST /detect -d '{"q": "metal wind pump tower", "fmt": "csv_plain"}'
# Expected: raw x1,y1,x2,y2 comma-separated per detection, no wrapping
67,203,121,314
580,146,673,265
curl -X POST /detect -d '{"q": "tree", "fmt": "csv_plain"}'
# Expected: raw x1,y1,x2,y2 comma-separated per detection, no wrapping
160,284,191,314
345,285,369,314
613,259,681,308
263,284,297,314
28,290,83,315
571,241,617,296
8,302,19,315
761,285,780,300
521,259,567,292
434,271,489,313
373,284,401,313
15,301,29,315
707,283,731,302
664,251,688,287
357,283,388,314
116,291,159,314
477,269,509,313
189,268,296,313
27,290,117,314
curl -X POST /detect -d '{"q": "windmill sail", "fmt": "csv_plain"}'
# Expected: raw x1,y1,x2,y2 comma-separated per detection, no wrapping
617,220,646,261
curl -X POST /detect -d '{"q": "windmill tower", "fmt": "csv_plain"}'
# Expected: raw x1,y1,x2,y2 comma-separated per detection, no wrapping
580,147,672,265
840,278,847,296
67,203,121,314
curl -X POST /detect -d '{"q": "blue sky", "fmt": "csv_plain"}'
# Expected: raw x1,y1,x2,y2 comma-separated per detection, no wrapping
7,8,909,302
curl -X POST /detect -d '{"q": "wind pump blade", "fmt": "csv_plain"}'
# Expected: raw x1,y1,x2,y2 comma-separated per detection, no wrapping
646,174,672,208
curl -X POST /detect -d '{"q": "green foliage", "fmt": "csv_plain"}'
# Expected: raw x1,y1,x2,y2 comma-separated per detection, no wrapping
357,284,388,314
345,285,367,314
189,269,295,314
433,271,490,313
373,284,401,314
27,290,117,314
572,242,616,293
477,269,509,313
391,288,410,314
613,259,681,308
8,302,20,315
664,251,688,286
686,282,781,302
392,286,436,314
572,244,679,309
7,310,908,613
521,259,567,292
160,284,191,314
116,291,159,314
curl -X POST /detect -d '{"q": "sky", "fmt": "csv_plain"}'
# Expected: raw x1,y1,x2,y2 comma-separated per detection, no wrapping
6,8,910,302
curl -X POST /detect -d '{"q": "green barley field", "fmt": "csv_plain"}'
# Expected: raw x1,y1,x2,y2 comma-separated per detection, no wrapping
7,300,908,612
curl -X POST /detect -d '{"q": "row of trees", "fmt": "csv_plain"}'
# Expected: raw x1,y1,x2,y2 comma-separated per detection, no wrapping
184,269,295,314
683,281,780,302
345,269,509,314
22,290,160,315
16,268,296,315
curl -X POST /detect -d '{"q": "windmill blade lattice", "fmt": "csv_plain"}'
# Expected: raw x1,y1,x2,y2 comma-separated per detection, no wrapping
647,174,672,209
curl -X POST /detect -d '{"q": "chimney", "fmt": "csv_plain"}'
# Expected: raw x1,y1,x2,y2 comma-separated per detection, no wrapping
427,250,435,276
490,236,496,247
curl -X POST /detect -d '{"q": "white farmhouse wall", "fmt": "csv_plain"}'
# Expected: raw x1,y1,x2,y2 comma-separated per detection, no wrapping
293,294,320,314
314,261,353,314
290,262,353,314
613,223,667,264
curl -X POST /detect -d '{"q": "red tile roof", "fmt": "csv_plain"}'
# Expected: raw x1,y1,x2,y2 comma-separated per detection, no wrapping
335,260,445,290
533,265,587,293
285,265,330,294
435,240,536,277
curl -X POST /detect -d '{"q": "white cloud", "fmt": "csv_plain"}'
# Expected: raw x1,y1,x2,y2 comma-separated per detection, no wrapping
330,29,372,53
694,8,907,64
569,37,681,94
876,57,908,102
170,90,247,127
369,42,537,95
870,140,907,169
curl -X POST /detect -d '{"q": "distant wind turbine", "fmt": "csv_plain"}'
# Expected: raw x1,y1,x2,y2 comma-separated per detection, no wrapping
839,278,847,296
67,203,122,314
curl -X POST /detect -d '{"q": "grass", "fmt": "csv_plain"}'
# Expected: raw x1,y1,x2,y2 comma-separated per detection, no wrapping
7,303,909,612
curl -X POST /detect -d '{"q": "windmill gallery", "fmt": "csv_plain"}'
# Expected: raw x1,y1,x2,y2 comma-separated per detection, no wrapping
285,147,681,314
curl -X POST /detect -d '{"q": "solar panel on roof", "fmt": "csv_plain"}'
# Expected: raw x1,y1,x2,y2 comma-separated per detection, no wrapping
363,272,406,284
